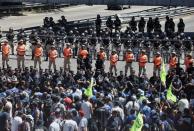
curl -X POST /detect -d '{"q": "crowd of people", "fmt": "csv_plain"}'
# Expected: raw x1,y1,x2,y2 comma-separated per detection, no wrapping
0,14,194,131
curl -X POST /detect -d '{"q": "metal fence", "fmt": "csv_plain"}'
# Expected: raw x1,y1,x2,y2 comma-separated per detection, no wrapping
1,0,194,6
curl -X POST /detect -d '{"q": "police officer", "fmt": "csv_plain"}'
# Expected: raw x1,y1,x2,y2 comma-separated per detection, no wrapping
45,32,54,61
169,18,175,33
165,16,171,36
129,16,137,32
88,33,98,60
123,34,132,61
154,17,162,34
67,30,76,58
138,17,146,33
112,34,121,60
147,17,154,34
17,28,27,44
29,29,37,60
114,14,121,32
95,14,102,37
106,16,114,36
177,18,185,34
6,27,15,55
124,49,134,76
184,37,193,55
162,37,171,64
102,32,111,60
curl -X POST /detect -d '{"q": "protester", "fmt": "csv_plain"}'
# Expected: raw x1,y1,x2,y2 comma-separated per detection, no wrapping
0,15,193,131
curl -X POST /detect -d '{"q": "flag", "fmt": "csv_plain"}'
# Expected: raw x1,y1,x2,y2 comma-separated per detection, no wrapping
160,61,166,85
166,83,177,102
130,112,144,131
84,77,94,97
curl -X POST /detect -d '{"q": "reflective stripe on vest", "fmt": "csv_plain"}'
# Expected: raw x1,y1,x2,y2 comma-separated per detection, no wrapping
169,57,177,68
34,47,43,57
17,44,26,56
80,50,88,59
49,50,57,59
110,54,118,65
125,53,134,62
98,52,106,60
139,54,148,67
153,56,162,66
63,48,72,58
2,44,10,55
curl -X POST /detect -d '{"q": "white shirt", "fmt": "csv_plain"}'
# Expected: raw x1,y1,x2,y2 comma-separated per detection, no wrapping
112,106,124,121
49,121,60,131
125,101,140,115
178,98,189,112
78,117,88,131
62,119,78,131
81,101,92,119
11,116,22,131
5,101,13,118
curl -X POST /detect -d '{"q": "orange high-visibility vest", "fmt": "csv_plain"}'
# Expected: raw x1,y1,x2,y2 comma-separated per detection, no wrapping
110,54,118,65
34,47,43,57
98,51,106,60
125,53,134,63
63,47,72,58
184,57,193,69
2,44,10,56
169,56,177,68
80,49,88,59
16,44,26,56
48,49,57,60
153,56,162,67
139,54,148,67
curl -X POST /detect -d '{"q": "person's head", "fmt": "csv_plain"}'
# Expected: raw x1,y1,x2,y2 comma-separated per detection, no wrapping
179,18,183,22
36,41,41,47
18,39,24,45
3,39,8,45
112,110,118,117
97,14,100,18
66,111,73,120
166,15,169,20
66,43,70,48
141,50,146,54
127,49,132,53
187,54,192,59
112,50,116,55
156,52,160,57
100,47,104,52
78,110,85,118
51,45,55,50
171,52,176,57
